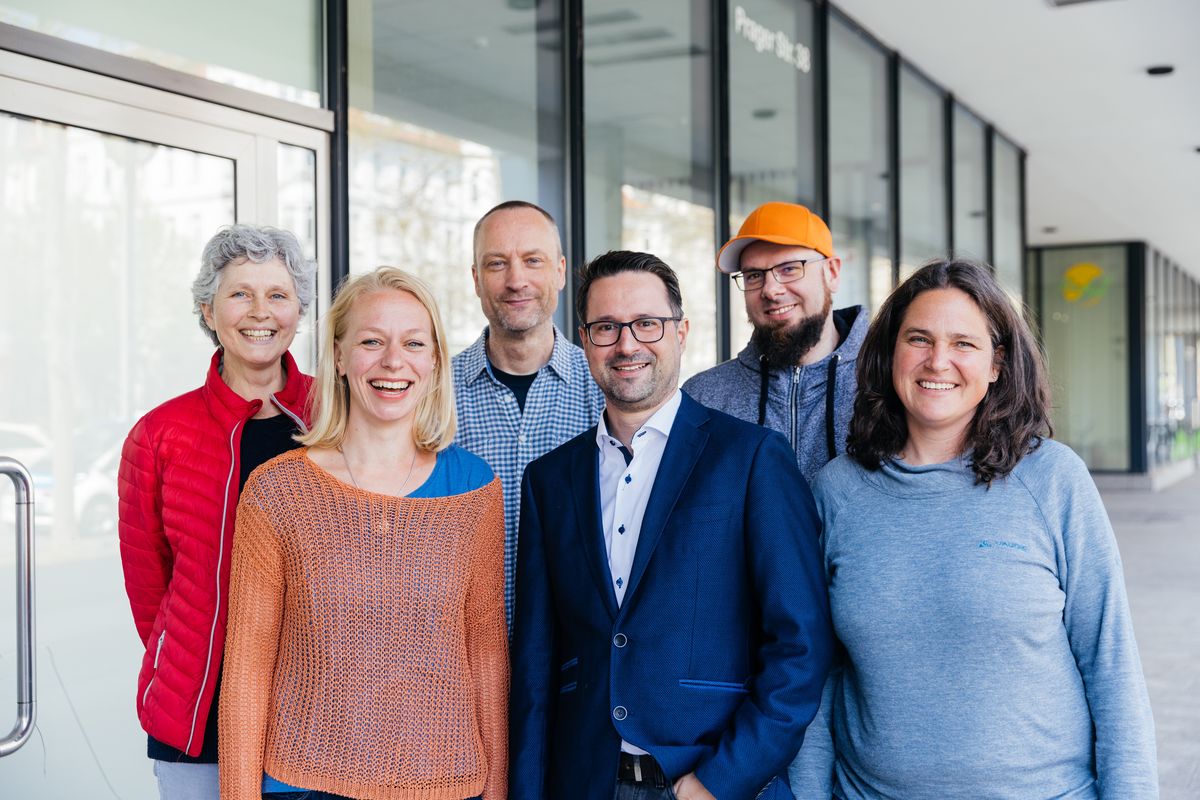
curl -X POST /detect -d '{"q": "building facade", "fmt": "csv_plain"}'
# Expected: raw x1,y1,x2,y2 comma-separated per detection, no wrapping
13,0,1197,794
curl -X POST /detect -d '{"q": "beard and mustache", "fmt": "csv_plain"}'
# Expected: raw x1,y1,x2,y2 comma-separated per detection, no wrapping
750,284,833,370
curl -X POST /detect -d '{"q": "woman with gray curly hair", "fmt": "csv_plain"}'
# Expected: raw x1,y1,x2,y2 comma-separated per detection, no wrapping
118,224,316,800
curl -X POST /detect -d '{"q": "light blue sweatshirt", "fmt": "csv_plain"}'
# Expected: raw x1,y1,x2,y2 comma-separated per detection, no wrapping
789,440,1157,799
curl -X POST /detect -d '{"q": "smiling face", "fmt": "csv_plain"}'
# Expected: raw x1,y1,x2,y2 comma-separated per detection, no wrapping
892,287,1002,452
335,289,437,430
739,240,839,337
201,256,300,371
581,271,688,415
472,207,566,336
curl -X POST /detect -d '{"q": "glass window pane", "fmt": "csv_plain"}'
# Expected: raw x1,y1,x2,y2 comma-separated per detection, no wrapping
583,0,716,380
277,143,317,368
1039,245,1130,470
0,0,322,107
0,110,235,796
898,65,947,280
347,1,564,355
829,14,892,313
727,0,819,352
952,104,987,261
992,134,1023,305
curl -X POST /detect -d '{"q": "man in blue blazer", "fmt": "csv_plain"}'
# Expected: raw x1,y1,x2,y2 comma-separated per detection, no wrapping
509,250,833,800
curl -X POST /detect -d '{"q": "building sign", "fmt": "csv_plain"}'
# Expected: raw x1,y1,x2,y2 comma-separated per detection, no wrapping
733,5,812,74
1062,262,1111,307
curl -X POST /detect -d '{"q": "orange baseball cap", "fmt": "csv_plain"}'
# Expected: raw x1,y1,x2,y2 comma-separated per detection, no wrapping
717,201,835,273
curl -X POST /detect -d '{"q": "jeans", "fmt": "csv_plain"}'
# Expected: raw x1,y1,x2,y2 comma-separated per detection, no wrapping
153,760,219,800
614,782,676,800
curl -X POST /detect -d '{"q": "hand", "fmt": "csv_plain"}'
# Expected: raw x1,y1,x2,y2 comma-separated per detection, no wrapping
673,772,717,800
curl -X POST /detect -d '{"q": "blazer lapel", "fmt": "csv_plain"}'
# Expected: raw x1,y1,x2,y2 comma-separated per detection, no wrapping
570,438,619,620
620,395,709,607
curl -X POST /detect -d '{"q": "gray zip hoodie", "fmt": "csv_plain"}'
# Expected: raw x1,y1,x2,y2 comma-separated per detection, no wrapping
683,305,868,484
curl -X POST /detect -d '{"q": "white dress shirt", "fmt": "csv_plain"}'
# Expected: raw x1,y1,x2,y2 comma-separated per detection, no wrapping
594,388,683,756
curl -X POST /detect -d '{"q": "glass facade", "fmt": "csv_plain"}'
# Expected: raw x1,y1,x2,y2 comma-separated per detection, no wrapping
1036,245,1131,471
898,64,947,280
727,0,819,350
828,13,892,313
345,0,564,355
583,0,716,379
992,133,1023,304
952,103,988,262
0,0,323,106
1148,249,1200,467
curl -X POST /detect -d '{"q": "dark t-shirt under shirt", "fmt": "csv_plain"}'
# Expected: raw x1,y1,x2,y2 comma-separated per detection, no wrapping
148,412,299,763
490,362,537,413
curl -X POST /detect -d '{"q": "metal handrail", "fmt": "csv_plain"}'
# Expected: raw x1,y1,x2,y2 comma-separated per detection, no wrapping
0,456,36,757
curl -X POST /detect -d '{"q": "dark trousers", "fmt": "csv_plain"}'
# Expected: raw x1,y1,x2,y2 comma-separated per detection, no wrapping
265,794,481,800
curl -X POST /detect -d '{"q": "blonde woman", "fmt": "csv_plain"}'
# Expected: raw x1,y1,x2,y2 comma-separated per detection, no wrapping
219,268,507,800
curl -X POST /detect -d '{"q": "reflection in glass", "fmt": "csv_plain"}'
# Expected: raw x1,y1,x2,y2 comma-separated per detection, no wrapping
583,0,716,379
0,0,323,106
347,0,562,355
727,0,818,351
992,135,1023,304
1038,245,1130,470
952,104,988,261
0,111,235,797
828,14,892,313
898,65,947,280
277,143,318,368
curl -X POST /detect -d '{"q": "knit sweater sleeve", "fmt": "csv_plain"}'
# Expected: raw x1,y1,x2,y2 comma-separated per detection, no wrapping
468,480,509,800
219,480,286,800
1022,444,1158,798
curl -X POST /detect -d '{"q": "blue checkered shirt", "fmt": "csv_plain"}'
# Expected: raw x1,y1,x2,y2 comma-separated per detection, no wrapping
452,326,605,628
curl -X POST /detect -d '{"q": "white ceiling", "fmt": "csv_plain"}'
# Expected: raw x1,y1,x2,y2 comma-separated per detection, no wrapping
833,0,1200,276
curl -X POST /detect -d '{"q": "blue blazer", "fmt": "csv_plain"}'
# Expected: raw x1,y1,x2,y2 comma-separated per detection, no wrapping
509,392,832,800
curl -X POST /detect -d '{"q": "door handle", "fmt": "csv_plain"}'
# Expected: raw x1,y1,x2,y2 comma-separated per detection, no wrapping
0,456,36,758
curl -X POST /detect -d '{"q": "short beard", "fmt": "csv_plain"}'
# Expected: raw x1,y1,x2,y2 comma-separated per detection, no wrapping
750,288,833,370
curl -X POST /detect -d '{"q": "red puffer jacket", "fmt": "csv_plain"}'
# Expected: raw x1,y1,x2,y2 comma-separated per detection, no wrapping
118,349,313,756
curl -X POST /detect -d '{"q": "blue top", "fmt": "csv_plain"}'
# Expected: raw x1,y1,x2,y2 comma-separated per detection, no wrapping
452,325,605,628
788,439,1158,799
261,444,492,794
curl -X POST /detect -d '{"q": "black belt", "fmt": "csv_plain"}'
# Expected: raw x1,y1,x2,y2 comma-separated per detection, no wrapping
617,752,669,788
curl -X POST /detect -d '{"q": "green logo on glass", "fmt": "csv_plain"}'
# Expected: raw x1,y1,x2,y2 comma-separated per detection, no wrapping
1062,262,1111,307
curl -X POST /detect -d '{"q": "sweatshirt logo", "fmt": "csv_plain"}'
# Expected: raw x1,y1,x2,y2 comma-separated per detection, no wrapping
978,538,1028,552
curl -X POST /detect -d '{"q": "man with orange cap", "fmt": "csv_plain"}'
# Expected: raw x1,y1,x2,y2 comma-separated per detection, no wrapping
683,201,867,483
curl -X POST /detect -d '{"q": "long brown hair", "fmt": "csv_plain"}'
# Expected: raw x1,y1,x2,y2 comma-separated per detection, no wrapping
848,259,1052,484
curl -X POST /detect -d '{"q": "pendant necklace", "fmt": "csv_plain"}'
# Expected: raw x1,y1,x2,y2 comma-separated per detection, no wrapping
339,445,419,496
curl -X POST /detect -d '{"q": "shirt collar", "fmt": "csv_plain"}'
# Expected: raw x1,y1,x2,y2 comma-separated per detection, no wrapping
595,389,682,450
461,325,574,384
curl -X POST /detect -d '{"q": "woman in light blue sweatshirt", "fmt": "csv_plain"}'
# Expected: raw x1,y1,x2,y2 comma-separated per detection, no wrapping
790,260,1157,799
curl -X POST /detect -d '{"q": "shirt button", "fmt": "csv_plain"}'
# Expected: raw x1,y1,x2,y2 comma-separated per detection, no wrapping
624,475,632,484
618,525,625,534
613,705,628,721
518,434,526,444
613,633,627,648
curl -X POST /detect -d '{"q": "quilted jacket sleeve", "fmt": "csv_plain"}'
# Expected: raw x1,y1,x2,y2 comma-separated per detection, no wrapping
118,417,173,645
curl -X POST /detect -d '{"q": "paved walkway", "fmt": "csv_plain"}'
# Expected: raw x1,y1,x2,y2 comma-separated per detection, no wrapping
1103,469,1200,798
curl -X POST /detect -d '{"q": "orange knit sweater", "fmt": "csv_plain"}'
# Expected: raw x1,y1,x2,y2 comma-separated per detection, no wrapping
218,449,508,800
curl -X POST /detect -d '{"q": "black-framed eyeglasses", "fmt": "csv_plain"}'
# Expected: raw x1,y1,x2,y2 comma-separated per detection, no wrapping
731,257,828,291
580,316,682,347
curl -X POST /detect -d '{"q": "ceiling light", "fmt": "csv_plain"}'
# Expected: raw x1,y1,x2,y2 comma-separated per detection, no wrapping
1042,226,1058,234
752,108,777,120
1146,65,1175,76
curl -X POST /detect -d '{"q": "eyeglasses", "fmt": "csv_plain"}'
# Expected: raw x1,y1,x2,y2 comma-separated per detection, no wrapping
581,316,682,347
731,257,828,291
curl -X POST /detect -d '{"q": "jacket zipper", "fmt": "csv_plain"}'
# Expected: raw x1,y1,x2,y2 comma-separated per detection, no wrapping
789,365,801,450
141,630,166,708
185,419,242,753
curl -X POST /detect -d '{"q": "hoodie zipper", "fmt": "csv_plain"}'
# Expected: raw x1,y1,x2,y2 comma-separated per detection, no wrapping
789,365,802,451
142,630,166,708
